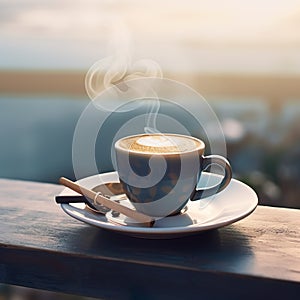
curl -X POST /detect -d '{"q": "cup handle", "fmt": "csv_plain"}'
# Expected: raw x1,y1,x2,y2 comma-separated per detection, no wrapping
190,155,232,200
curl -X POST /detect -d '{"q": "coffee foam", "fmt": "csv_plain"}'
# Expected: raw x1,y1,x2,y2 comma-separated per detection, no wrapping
118,134,201,154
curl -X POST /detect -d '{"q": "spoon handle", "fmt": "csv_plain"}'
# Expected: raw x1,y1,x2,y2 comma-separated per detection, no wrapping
55,195,97,210
55,195,87,204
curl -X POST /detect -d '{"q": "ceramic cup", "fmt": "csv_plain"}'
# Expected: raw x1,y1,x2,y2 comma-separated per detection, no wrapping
115,133,232,218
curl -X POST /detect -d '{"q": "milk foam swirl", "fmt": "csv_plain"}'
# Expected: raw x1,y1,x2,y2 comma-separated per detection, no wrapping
118,134,202,154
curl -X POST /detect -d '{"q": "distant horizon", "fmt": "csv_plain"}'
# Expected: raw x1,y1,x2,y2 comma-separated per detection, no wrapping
1,45,300,75
3,67,300,77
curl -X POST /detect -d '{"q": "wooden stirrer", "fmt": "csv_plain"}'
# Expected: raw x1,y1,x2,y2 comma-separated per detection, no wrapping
59,177,155,227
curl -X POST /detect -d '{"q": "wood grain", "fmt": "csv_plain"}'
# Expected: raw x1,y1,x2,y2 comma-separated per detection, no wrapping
0,179,299,299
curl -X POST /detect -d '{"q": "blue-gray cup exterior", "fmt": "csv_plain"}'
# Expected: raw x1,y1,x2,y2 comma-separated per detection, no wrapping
115,134,232,218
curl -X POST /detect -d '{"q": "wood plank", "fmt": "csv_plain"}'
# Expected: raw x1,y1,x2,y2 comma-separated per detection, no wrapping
0,178,299,299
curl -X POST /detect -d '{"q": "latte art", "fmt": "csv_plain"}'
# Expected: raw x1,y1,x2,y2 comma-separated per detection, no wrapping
118,134,202,154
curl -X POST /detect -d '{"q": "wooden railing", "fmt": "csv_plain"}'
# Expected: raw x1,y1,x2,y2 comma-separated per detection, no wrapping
0,179,300,299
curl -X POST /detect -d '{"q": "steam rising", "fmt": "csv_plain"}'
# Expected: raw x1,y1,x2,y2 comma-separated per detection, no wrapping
85,22,163,100
85,21,163,138
85,58,163,99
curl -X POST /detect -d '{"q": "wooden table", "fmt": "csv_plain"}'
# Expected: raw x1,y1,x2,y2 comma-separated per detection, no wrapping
0,179,299,299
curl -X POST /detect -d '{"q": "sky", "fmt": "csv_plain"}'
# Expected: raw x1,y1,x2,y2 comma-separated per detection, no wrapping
1,0,300,73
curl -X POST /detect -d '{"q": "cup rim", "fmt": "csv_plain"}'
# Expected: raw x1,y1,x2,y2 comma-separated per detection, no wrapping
115,133,205,156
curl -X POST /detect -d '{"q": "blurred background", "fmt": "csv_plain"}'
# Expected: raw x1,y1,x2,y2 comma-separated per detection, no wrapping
1,0,300,299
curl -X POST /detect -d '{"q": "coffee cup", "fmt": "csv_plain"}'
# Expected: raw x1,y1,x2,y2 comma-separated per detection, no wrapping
115,133,232,218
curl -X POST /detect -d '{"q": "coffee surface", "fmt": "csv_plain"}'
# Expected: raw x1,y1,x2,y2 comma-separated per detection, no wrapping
118,134,202,154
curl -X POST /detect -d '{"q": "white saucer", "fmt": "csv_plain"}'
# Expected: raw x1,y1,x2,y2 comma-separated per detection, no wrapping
59,172,258,239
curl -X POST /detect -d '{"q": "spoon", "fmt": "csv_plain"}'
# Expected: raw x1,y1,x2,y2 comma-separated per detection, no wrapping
58,177,155,227
55,182,127,213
